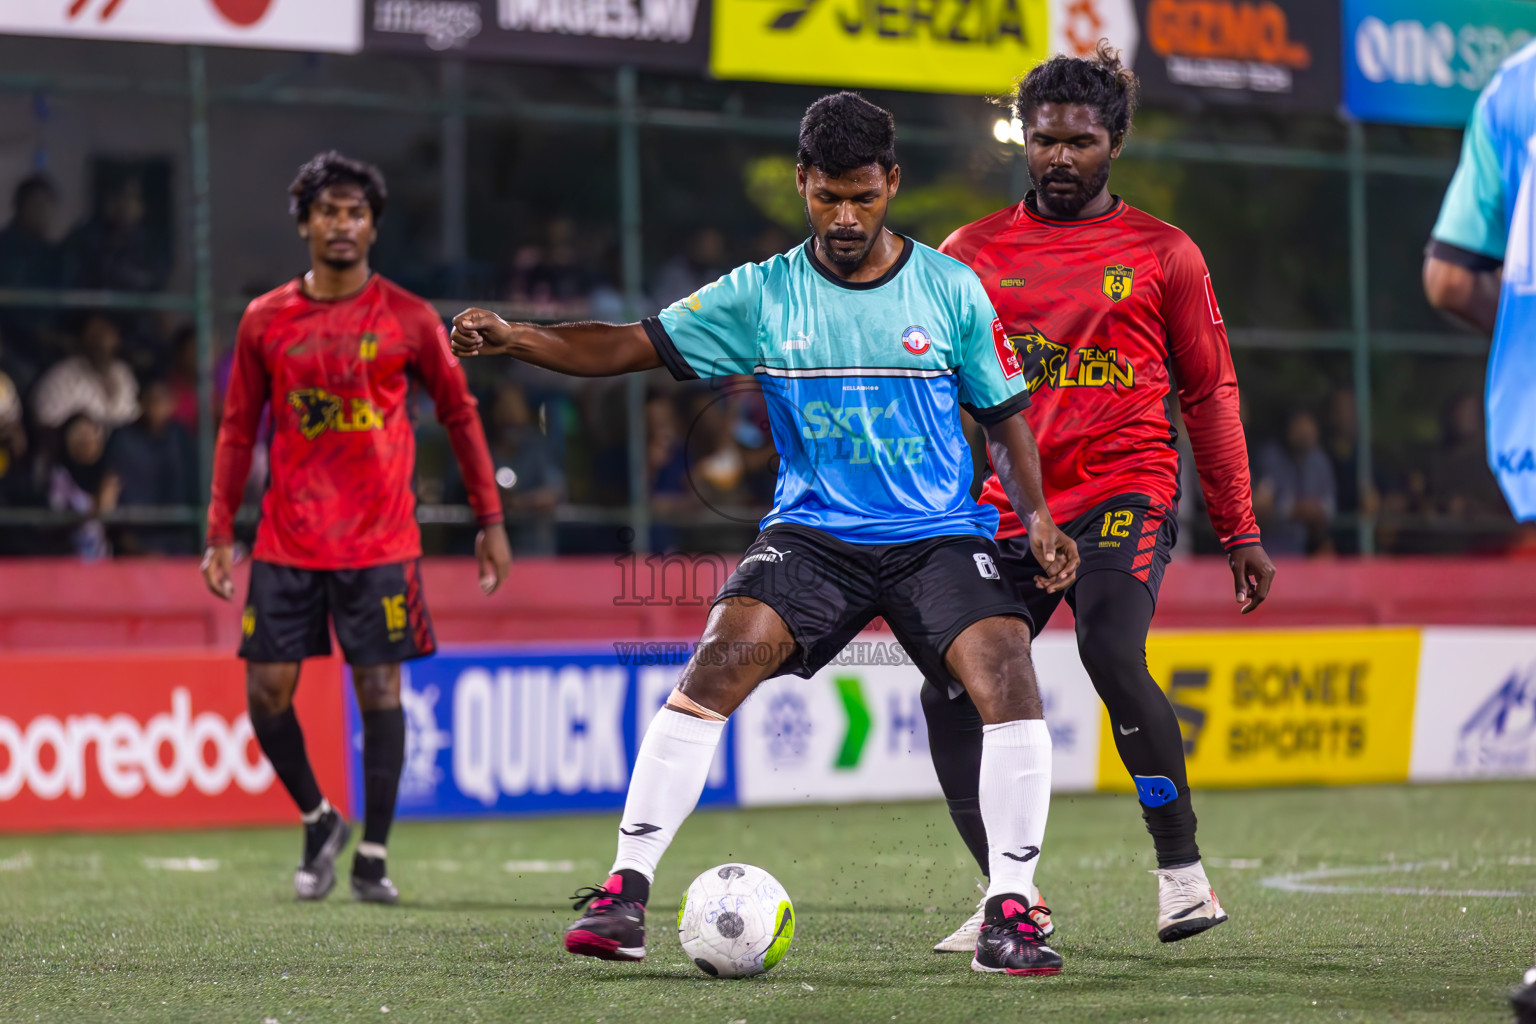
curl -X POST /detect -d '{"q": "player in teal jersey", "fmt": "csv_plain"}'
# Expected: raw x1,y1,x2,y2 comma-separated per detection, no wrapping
452,93,1079,975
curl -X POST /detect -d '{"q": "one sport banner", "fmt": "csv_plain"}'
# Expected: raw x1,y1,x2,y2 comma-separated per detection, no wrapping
0,652,351,832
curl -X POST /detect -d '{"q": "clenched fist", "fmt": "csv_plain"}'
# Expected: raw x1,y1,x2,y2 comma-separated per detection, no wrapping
451,308,516,358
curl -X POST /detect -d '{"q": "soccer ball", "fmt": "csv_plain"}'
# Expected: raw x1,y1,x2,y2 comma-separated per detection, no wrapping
677,863,795,978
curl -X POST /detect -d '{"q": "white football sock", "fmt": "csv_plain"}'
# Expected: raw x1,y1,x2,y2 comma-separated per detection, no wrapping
980,719,1052,901
610,707,726,884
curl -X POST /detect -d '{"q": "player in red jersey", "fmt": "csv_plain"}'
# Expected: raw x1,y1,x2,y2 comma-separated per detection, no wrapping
923,46,1277,948
201,152,511,903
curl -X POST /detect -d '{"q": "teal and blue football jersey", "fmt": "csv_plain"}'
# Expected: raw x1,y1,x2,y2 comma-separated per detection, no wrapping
643,237,1030,544
1431,40,1536,520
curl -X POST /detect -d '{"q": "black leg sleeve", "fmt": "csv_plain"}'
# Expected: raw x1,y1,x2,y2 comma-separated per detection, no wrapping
249,707,323,817
1072,571,1200,868
920,678,989,876
361,707,406,848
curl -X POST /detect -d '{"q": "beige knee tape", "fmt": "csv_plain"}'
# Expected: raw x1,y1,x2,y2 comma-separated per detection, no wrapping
666,688,728,722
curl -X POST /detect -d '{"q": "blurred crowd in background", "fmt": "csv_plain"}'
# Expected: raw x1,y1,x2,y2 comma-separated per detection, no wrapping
0,160,1524,561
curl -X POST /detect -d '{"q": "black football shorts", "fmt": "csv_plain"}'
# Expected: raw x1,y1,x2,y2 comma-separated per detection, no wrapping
1005,492,1180,636
715,523,1030,683
238,559,437,666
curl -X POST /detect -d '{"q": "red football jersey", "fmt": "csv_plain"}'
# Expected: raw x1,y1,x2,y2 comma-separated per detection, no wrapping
207,275,502,569
941,198,1260,550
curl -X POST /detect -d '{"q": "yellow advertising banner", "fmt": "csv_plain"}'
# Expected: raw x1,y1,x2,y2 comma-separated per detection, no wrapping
710,0,1050,94
1098,629,1422,791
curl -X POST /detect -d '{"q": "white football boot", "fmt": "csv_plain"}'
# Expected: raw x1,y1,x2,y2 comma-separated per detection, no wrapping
933,882,1053,953
1152,860,1228,942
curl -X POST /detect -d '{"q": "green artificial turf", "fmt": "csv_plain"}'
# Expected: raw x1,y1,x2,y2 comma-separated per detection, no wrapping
1,783,1532,1023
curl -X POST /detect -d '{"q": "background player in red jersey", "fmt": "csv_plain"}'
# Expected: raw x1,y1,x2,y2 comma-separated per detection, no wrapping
200,152,511,904
924,45,1277,949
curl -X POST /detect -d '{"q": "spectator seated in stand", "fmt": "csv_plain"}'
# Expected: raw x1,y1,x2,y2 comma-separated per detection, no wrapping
1427,393,1508,521
104,377,197,555
162,326,201,433
446,380,566,556
506,217,598,317
0,339,39,519
0,174,65,390
60,172,170,294
31,312,140,431
46,412,117,560
650,227,728,308
1254,408,1337,556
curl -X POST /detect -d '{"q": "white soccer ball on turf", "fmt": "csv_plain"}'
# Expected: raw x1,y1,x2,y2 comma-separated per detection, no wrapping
677,863,795,978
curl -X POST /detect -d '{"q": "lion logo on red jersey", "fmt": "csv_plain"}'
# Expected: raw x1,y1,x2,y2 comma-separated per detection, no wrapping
289,389,343,441
1009,328,1069,395
287,388,385,440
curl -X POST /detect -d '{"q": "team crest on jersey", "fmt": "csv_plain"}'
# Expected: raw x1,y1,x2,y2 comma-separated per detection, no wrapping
287,387,385,440
1102,264,1134,302
901,325,932,355
359,332,379,360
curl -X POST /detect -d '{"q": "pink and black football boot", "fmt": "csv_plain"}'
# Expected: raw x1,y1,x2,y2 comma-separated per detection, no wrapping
564,869,648,962
971,893,1063,976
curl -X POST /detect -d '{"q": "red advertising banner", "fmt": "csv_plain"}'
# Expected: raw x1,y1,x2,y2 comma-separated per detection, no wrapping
0,652,351,832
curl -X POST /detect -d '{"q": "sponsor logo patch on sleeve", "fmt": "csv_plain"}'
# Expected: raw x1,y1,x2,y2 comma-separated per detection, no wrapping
1204,273,1223,325
992,317,1022,378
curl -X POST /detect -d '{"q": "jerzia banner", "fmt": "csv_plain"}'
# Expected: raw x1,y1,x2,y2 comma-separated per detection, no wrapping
365,0,711,71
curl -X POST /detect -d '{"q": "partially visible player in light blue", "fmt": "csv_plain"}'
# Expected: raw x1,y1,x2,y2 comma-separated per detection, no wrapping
644,234,1021,543
1425,42,1536,1023
450,92,1079,975
1425,39,1536,522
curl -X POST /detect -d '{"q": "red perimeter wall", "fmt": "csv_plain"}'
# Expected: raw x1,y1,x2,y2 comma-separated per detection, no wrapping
0,556,1533,651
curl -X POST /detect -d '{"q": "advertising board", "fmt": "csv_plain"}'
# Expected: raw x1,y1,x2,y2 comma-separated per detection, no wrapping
1098,629,1422,791
1410,628,1536,781
1134,0,1341,111
346,647,735,819
0,652,351,832
1344,0,1536,126
732,633,1103,806
365,0,709,71
0,0,363,53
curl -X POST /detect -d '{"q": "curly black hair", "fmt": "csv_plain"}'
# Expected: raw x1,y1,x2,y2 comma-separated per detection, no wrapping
287,150,387,224
797,92,897,176
1016,40,1140,143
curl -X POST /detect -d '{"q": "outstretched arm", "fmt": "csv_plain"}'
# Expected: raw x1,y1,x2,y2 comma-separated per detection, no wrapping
983,415,1078,593
451,309,661,377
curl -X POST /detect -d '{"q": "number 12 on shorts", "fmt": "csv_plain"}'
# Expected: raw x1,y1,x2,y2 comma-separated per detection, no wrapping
1101,510,1133,538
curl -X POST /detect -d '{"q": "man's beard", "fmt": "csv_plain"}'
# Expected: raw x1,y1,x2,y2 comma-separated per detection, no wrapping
1031,163,1111,217
809,205,881,269
320,253,362,271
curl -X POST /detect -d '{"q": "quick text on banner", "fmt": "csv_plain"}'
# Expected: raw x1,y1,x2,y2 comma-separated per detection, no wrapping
451,665,629,804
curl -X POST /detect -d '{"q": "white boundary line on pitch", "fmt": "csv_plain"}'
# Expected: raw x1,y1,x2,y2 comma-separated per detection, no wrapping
1261,860,1532,898
142,857,220,872
503,859,591,873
